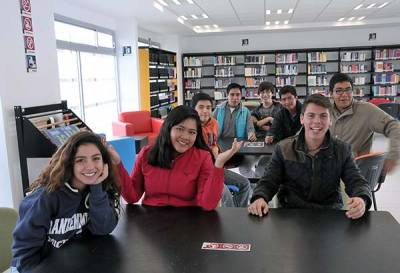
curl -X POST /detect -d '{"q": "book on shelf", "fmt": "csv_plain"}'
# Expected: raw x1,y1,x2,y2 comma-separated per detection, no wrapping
41,124,81,147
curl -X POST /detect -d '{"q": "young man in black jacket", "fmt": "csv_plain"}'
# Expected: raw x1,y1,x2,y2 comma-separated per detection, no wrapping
248,94,372,219
265,85,302,144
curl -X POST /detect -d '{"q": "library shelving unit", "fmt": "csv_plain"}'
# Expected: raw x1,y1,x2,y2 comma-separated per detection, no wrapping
182,44,400,105
307,50,339,96
14,101,91,195
139,47,177,119
339,48,372,98
372,47,400,98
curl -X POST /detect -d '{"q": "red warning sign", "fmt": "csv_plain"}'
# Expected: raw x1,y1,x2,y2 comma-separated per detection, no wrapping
22,16,33,33
24,35,35,52
20,0,32,14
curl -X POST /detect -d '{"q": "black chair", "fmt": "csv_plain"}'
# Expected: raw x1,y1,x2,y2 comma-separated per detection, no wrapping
378,102,400,119
355,152,386,211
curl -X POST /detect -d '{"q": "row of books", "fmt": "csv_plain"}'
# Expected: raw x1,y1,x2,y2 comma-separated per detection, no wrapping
244,66,267,76
184,67,202,78
374,61,394,72
214,56,236,65
373,73,400,84
276,76,296,87
246,77,268,87
375,49,400,60
340,64,368,73
185,79,201,89
276,64,297,75
372,85,398,96
354,76,367,85
341,51,367,61
276,53,298,64
245,55,266,64
215,67,234,77
215,79,232,88
308,64,327,74
308,75,328,86
308,52,327,62
183,57,202,67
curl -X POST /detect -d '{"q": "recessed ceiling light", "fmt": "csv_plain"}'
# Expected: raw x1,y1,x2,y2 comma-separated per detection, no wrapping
204,25,210,28
177,17,184,24
358,16,366,20
187,0,194,4
213,24,218,28
288,9,294,14
348,17,355,21
338,17,345,22
202,13,208,18
156,0,168,6
265,21,271,25
181,16,188,20
172,0,181,5
275,21,280,25
153,1,164,11
266,10,271,14
191,14,198,19
367,3,376,9
284,20,289,24
378,2,389,8
354,4,363,10
277,9,282,14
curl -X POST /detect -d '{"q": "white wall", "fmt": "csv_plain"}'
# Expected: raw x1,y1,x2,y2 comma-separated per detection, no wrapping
54,1,141,112
0,0,60,207
181,25,400,53
116,18,140,112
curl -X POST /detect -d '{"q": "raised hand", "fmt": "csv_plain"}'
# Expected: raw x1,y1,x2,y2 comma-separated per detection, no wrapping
214,138,243,168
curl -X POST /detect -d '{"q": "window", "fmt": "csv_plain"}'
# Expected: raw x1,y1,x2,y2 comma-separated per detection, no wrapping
55,16,118,136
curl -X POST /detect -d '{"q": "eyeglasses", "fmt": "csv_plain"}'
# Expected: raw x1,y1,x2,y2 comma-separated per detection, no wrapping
333,87,353,95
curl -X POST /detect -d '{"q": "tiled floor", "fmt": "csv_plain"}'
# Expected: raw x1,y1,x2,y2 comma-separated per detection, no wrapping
371,134,400,223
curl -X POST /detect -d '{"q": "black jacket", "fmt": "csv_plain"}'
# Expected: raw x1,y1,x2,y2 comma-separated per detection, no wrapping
251,129,372,210
269,100,302,142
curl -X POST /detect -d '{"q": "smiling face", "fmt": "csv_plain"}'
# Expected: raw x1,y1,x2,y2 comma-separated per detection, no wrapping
170,118,198,154
71,143,104,190
331,81,353,111
280,93,297,112
227,88,242,107
301,103,331,144
259,90,273,106
195,99,212,124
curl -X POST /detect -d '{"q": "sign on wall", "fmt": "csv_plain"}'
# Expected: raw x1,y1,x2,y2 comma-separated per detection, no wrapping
20,0,37,72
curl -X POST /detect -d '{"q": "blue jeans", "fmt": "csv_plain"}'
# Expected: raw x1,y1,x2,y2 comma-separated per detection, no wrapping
222,169,252,207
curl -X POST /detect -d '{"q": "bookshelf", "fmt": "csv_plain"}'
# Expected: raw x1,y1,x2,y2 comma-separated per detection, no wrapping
139,47,177,119
182,45,400,105
14,101,91,195
372,47,400,97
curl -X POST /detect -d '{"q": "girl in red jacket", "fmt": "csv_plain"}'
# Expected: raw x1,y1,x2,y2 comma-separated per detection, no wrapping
118,105,241,210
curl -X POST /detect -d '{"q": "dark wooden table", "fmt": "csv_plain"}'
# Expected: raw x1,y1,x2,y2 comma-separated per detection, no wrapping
219,137,275,155
32,205,400,273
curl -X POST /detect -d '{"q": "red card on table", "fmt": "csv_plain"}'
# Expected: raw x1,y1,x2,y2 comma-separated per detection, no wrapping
201,242,251,251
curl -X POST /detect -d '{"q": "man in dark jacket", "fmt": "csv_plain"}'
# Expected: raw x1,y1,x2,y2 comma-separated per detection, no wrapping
248,94,372,219
265,85,302,144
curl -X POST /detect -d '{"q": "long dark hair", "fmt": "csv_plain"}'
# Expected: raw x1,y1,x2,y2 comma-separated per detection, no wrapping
148,105,211,168
30,131,121,211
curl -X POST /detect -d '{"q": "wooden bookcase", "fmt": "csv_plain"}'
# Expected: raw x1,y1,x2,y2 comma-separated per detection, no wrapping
182,44,400,104
139,47,177,118
14,101,91,195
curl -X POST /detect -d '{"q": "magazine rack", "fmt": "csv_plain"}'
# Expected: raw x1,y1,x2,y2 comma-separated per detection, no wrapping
14,101,91,195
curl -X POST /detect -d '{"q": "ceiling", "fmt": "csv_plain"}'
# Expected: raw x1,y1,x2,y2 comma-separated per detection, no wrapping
57,0,400,36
